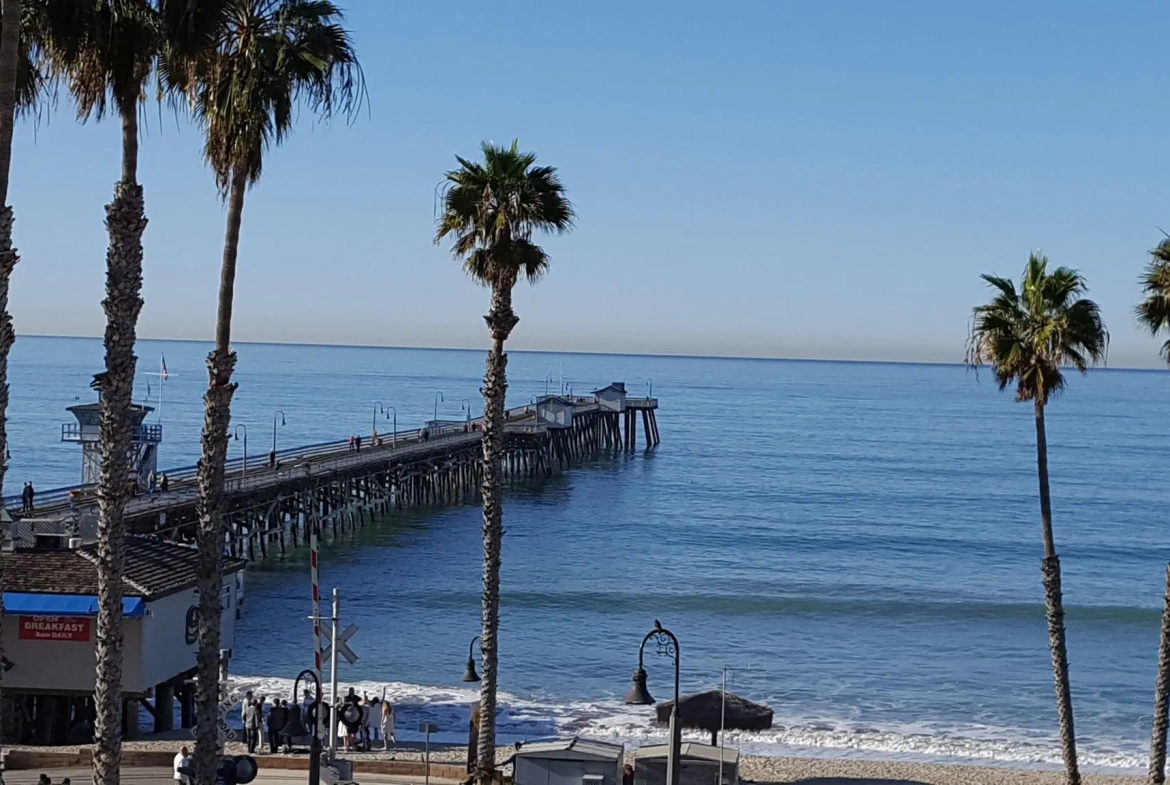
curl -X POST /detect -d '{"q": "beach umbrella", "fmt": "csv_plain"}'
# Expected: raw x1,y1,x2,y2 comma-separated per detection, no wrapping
653,690,773,745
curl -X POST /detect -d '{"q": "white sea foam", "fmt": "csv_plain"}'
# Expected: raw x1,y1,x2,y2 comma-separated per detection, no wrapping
227,674,1144,774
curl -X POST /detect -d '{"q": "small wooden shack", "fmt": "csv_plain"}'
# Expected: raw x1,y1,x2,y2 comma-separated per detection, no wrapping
512,737,625,785
536,396,575,428
633,742,739,785
592,383,628,413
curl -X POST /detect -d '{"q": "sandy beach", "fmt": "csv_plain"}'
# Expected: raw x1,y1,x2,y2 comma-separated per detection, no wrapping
5,741,1146,785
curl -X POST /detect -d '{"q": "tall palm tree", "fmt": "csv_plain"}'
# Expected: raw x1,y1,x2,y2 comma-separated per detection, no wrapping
0,0,46,772
38,4,155,782
180,3,362,781
39,3,221,782
436,140,573,785
966,252,1107,785
1135,237,1170,785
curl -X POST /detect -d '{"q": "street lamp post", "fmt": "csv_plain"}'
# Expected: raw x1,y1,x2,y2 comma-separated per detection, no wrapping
647,378,653,399
272,410,286,461
544,375,554,397
234,424,248,477
460,398,471,424
434,391,444,424
461,635,482,683
386,406,397,448
292,669,323,785
624,621,681,785
373,401,385,441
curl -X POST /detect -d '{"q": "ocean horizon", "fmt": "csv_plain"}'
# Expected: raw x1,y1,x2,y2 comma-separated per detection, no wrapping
10,335,1170,773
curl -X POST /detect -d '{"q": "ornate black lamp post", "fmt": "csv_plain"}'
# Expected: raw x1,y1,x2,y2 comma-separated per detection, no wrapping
289,669,323,785
461,635,482,683
624,620,681,785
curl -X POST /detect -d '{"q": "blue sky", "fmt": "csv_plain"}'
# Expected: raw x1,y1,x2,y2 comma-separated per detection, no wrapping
9,1,1170,366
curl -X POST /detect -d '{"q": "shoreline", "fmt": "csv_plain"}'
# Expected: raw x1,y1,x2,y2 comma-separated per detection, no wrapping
5,740,1145,785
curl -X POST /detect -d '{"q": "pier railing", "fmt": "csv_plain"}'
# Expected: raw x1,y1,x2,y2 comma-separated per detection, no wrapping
8,405,530,513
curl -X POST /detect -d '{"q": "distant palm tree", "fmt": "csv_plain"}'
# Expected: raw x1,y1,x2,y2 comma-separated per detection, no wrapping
1135,236,1170,785
38,2,221,782
178,2,362,781
966,252,1107,785
436,140,574,785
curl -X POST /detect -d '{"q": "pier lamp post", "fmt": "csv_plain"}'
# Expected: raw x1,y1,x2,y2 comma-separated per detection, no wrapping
234,424,248,477
386,406,397,448
434,392,444,424
372,401,385,440
624,621,681,785
647,379,653,399
291,668,323,785
461,635,482,682
460,399,471,424
272,410,286,460
544,375,554,397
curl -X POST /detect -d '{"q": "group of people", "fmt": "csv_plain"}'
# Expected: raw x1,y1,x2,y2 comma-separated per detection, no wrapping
20,481,35,512
336,687,396,752
234,689,396,756
347,435,364,452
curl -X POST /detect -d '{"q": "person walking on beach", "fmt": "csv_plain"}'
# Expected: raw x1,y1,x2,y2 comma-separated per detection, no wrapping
244,700,260,753
367,697,382,747
267,701,286,754
173,746,191,785
381,700,395,749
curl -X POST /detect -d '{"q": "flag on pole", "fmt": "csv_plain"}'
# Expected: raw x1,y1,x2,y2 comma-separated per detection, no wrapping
161,355,169,381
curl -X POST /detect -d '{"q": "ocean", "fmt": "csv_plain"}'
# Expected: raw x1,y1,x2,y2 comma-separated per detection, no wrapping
10,335,1170,773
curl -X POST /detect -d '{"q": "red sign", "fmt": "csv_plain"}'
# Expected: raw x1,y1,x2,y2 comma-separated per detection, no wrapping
19,616,91,642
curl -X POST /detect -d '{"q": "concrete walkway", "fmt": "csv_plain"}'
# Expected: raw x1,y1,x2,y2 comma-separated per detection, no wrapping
4,766,463,785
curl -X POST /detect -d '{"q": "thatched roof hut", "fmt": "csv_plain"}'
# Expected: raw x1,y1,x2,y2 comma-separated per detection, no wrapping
654,690,772,745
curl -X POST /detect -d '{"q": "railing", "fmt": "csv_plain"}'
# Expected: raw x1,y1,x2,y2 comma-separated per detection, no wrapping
13,401,547,513
61,423,164,443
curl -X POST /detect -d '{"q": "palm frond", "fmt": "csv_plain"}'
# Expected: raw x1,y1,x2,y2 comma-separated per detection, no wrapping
436,139,574,292
967,251,1107,405
187,0,364,195
1136,239,1170,366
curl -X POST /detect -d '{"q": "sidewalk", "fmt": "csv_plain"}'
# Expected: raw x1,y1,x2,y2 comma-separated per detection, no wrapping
4,766,463,785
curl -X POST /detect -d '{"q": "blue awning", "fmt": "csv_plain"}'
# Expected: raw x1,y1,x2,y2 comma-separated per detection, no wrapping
3,593,144,618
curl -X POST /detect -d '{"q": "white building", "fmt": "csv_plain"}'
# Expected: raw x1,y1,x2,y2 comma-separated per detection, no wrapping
1,537,246,744
536,396,575,429
592,383,628,412
513,737,624,785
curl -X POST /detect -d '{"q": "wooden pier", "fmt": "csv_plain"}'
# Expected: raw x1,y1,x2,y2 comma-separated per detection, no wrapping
11,392,661,562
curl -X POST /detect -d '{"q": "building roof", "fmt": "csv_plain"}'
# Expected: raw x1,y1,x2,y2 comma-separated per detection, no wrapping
592,382,627,396
2,537,245,600
67,402,154,413
634,743,739,765
536,396,574,407
514,737,624,761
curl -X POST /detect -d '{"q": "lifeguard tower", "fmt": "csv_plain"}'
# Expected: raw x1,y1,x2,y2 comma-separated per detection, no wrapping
61,402,162,489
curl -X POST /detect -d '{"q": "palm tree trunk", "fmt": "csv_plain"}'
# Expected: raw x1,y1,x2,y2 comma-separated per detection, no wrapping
193,169,246,785
0,0,22,772
475,281,518,785
1035,400,1080,785
1148,564,1170,784
92,96,146,785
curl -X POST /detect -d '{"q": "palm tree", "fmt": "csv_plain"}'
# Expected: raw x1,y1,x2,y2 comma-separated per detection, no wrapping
179,2,362,781
435,140,574,785
38,2,221,782
0,0,46,772
966,252,1107,785
1135,237,1170,785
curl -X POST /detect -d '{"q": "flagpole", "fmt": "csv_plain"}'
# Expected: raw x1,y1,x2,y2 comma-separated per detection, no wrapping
159,356,164,424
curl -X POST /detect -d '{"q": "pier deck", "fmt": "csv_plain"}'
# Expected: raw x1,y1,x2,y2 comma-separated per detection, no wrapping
10,395,660,559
